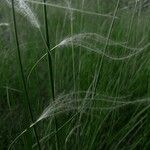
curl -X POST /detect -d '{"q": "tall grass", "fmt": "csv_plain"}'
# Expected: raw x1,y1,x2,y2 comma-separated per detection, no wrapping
1,0,150,149
43,0,59,149
11,0,41,149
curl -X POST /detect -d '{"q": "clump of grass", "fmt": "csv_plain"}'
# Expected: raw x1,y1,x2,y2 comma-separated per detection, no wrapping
8,90,150,149
1,0,150,149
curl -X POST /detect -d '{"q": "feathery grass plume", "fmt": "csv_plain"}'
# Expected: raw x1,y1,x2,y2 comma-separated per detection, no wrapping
32,92,150,125
5,0,40,28
0,23,9,27
9,100,150,150
57,33,150,60
8,90,150,150
27,32,150,81
58,33,126,47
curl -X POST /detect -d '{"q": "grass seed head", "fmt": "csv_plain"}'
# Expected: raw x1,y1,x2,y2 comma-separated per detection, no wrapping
5,0,40,29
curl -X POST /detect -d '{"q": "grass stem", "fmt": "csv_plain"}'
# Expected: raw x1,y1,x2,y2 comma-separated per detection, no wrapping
11,0,41,149
93,0,120,94
43,0,59,149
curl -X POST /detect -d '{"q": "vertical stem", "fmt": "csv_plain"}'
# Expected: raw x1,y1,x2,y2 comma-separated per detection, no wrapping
68,1,78,148
43,0,59,149
6,87,11,110
93,0,120,94
126,1,138,44
11,0,41,150
70,8,76,95
83,0,120,139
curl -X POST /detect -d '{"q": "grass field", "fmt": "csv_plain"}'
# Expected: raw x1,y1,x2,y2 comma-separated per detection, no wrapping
1,0,150,149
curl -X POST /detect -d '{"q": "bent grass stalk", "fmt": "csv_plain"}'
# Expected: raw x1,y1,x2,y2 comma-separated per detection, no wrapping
43,0,59,149
11,0,41,150
26,33,150,82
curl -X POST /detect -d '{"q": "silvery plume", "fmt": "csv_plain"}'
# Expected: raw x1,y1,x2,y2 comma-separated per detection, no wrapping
6,0,40,29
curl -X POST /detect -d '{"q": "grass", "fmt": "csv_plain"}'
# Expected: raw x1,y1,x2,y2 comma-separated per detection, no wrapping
1,0,150,149
11,0,41,149
43,0,59,149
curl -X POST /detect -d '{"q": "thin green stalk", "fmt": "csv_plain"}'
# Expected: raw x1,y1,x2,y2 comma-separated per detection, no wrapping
115,1,138,100
83,0,120,139
95,0,120,138
77,0,85,92
106,0,138,140
11,0,41,150
126,0,138,44
70,10,76,96
67,1,79,148
43,0,59,149
6,86,11,110
113,1,138,104
75,1,86,148
93,0,120,94
117,1,138,90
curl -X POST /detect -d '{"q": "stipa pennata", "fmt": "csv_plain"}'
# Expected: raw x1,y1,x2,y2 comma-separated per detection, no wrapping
5,0,40,28
57,33,150,60
0,23,9,27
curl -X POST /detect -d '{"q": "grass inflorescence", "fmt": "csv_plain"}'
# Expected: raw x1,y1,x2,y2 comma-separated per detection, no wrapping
1,0,150,149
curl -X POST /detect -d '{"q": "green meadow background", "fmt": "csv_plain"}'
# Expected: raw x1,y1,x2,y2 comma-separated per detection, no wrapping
1,0,150,149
